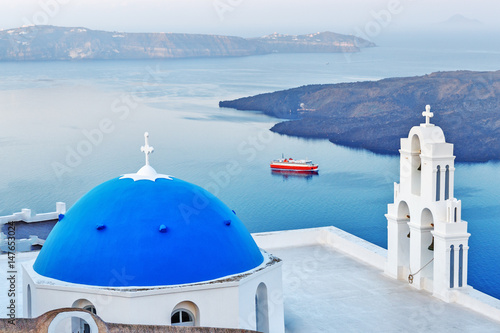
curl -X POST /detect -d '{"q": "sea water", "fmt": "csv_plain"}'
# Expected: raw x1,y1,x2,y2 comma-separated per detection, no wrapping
0,40,499,298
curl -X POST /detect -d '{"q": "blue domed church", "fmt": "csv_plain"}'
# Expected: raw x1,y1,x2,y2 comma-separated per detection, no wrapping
22,133,284,333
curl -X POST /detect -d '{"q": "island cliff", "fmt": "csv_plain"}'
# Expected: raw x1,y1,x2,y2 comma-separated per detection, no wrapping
220,70,500,162
0,26,374,61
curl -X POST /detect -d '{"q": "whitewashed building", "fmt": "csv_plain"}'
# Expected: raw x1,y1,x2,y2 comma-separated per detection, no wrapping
385,105,470,301
22,133,284,333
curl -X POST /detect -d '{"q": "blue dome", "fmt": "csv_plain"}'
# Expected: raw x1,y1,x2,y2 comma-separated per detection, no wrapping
33,174,264,287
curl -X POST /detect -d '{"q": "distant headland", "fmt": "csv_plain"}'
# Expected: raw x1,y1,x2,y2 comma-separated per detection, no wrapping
220,70,500,162
0,25,375,61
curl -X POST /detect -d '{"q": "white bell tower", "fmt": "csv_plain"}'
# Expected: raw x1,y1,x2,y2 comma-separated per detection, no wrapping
385,105,470,301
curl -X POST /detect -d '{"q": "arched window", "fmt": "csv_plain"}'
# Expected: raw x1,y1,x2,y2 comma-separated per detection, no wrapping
72,299,95,310
256,283,269,333
171,309,195,326
436,166,441,201
445,165,450,200
84,305,96,315
171,301,199,327
27,285,32,319
450,245,455,288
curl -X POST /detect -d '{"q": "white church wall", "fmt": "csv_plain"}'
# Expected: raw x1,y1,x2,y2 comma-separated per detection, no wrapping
26,274,242,327
22,264,35,318
432,232,452,300
24,253,285,330
237,259,284,333
107,285,241,328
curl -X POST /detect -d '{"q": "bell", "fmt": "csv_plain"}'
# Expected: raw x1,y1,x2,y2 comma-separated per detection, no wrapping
407,232,410,238
428,237,434,251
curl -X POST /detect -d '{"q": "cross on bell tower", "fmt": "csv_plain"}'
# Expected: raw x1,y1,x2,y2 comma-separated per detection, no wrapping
141,132,154,166
422,105,434,126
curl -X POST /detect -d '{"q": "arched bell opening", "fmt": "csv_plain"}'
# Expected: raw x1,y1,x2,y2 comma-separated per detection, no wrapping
411,134,422,196
421,209,435,279
397,201,411,268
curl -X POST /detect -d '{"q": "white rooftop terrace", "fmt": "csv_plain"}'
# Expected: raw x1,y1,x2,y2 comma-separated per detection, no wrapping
254,227,500,333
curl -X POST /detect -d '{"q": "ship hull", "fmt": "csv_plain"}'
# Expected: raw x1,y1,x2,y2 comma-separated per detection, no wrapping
270,163,319,172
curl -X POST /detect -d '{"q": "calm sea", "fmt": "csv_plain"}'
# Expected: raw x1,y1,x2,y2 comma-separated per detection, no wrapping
0,40,499,298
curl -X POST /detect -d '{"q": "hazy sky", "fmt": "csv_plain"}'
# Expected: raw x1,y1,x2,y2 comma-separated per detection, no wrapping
1,0,499,38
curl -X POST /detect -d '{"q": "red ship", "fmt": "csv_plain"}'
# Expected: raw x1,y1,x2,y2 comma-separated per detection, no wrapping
270,157,319,172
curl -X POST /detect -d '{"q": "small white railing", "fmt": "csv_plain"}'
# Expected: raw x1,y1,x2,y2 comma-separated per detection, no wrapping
0,202,66,252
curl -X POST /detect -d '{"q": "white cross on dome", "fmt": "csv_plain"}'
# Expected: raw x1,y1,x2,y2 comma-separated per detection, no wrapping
141,132,154,166
120,132,172,181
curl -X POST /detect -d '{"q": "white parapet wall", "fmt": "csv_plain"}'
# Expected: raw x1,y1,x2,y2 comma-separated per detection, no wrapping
0,203,66,252
252,226,387,271
0,203,66,225
454,288,500,323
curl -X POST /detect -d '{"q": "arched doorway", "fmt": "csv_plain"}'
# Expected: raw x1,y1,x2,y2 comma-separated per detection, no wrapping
171,301,199,327
48,310,98,333
255,283,269,333
72,299,96,333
